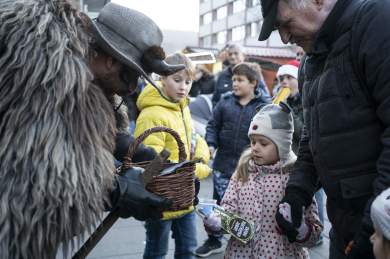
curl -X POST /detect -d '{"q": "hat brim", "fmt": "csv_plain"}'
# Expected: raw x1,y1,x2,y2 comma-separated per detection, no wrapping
91,19,158,88
258,2,278,41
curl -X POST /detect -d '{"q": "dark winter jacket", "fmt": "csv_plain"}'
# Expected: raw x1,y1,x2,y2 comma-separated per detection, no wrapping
189,74,215,97
211,67,271,105
286,94,304,154
287,0,390,243
206,93,269,177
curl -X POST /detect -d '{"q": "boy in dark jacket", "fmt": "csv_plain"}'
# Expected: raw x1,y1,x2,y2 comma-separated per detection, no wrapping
195,62,270,257
211,44,271,105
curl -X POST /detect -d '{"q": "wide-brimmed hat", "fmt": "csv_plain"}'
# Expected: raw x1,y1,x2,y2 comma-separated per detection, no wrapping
258,0,279,41
91,3,184,87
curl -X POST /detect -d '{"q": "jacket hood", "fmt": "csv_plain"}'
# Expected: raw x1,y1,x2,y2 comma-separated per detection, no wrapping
136,83,189,111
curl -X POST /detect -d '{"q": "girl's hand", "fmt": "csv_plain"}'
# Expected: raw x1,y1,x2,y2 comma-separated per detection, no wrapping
278,203,310,242
203,211,222,232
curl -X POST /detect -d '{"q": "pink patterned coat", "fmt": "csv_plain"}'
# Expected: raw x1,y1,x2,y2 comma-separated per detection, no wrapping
222,160,323,259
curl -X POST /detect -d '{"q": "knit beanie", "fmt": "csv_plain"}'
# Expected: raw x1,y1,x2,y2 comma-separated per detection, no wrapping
276,64,298,79
371,188,390,240
248,103,296,166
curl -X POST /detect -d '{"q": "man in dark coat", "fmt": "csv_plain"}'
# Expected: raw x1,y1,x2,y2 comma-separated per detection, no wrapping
211,44,271,105
258,0,390,258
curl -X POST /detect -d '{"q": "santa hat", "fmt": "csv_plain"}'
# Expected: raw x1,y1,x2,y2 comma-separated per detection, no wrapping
371,188,390,240
276,64,298,80
287,59,300,68
248,103,297,166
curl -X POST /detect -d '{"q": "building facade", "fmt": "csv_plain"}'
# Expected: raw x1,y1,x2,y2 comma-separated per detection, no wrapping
199,0,288,49
198,0,297,92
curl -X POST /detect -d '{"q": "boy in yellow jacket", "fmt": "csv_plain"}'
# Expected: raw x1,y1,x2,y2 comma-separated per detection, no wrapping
135,53,211,259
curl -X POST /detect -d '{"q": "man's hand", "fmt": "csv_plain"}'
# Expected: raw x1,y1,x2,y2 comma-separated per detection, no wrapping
110,167,172,221
346,222,375,259
275,188,308,242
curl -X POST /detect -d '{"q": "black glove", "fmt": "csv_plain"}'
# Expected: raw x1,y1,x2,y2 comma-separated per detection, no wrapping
275,187,310,242
114,133,156,162
346,221,375,259
193,178,200,206
110,166,172,220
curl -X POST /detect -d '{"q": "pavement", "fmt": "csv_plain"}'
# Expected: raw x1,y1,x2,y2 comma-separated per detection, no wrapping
62,176,331,259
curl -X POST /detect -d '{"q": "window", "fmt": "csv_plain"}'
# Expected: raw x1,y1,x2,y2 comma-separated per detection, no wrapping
217,31,227,44
203,35,212,46
203,12,212,25
250,22,258,38
232,25,245,41
212,33,218,44
252,0,260,7
217,6,227,20
233,0,246,13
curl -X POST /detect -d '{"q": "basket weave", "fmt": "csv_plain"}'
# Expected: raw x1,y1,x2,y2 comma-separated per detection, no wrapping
122,126,196,211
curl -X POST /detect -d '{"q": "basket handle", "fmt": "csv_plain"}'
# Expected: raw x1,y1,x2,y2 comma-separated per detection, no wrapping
125,126,187,164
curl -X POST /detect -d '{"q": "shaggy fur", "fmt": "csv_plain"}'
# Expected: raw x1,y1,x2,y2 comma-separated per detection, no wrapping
0,0,116,258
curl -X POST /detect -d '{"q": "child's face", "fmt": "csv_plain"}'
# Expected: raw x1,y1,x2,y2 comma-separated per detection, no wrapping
161,70,192,102
370,229,390,259
278,74,299,97
250,135,279,165
232,74,256,98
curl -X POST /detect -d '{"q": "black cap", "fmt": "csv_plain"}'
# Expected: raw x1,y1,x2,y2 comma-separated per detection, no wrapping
258,0,279,41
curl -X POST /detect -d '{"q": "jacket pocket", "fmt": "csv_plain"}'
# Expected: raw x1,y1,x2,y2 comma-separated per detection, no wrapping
339,172,376,199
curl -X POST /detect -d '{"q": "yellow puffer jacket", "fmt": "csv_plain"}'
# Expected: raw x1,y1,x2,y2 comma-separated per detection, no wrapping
135,83,211,219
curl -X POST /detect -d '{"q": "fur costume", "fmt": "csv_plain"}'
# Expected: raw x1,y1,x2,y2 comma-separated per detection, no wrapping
0,0,116,258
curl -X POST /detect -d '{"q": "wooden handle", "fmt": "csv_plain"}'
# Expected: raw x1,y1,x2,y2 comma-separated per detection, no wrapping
72,211,120,259
124,126,187,164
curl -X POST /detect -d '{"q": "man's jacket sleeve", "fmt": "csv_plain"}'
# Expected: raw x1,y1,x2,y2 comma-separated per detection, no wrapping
352,0,390,221
287,125,319,204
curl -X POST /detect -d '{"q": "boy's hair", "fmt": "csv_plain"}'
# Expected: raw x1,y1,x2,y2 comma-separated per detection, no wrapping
234,148,252,183
232,62,263,85
164,52,195,80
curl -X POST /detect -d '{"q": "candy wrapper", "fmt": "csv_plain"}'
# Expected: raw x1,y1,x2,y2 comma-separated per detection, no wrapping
196,200,254,244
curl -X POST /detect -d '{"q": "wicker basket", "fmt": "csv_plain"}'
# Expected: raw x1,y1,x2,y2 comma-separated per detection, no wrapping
122,126,196,211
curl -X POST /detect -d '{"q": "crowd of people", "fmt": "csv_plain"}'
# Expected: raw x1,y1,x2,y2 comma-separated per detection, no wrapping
0,0,390,259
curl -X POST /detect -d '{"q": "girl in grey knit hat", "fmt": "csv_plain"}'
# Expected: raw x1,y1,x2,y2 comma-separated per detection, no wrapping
370,188,390,259
204,103,323,258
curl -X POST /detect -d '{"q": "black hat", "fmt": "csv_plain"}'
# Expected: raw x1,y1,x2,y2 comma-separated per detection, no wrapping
258,0,279,41
91,3,184,87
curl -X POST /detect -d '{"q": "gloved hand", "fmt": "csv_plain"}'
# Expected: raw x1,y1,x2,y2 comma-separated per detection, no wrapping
114,133,156,162
110,166,172,220
346,221,375,259
275,187,310,242
278,203,309,242
193,178,200,206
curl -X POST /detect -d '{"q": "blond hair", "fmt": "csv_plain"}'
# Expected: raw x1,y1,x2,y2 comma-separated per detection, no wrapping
234,148,252,183
164,52,195,80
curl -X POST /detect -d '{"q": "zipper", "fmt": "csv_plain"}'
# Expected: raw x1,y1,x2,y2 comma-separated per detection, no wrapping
233,103,245,155
180,106,191,160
